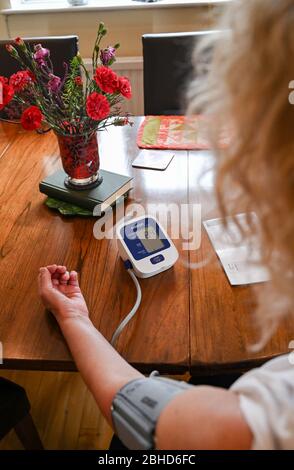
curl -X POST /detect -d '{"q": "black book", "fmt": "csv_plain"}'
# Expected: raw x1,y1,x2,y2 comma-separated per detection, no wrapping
39,169,133,212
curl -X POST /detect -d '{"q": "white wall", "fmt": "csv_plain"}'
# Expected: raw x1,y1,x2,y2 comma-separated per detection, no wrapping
0,4,222,57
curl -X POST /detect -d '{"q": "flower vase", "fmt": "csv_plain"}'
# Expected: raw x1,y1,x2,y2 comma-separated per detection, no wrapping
55,131,103,190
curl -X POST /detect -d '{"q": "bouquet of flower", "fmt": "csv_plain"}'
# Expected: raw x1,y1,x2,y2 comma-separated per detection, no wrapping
0,22,132,135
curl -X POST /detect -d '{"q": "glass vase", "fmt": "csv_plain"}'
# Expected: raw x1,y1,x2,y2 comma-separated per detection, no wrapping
55,130,103,190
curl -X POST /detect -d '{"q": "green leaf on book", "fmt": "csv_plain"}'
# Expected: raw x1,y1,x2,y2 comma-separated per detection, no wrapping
45,197,93,216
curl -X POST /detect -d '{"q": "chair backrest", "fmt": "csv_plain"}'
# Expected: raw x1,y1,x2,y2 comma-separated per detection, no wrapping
0,35,79,78
142,30,221,115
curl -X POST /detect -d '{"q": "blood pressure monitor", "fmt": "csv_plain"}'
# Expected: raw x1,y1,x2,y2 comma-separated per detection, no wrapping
116,216,178,278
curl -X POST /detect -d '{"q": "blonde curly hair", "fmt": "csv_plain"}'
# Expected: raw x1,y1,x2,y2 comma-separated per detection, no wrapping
188,0,294,345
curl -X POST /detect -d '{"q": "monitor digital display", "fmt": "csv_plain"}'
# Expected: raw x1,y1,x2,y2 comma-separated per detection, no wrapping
136,226,164,253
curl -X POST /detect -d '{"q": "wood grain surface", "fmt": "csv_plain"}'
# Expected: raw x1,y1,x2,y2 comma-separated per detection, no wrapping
0,369,113,450
0,119,292,374
188,150,294,373
0,119,189,373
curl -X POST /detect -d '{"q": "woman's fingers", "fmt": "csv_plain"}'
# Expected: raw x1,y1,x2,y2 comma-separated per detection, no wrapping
38,267,53,292
59,271,70,284
68,271,79,287
46,264,58,274
39,265,78,287
46,265,67,274
57,265,67,273
45,265,67,279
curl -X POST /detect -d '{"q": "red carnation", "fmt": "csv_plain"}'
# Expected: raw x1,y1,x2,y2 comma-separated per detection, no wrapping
5,44,13,53
21,106,42,131
27,70,36,82
86,92,110,121
0,76,8,85
5,44,18,58
0,76,14,110
118,76,132,99
9,70,33,92
74,76,83,87
14,37,24,46
94,66,119,94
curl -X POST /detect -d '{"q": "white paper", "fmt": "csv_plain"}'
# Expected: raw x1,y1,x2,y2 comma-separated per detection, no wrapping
203,213,270,286
132,150,174,170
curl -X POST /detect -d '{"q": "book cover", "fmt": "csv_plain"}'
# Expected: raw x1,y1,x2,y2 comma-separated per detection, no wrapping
39,169,133,212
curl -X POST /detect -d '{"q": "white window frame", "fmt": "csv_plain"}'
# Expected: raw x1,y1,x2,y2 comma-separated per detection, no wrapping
6,0,231,13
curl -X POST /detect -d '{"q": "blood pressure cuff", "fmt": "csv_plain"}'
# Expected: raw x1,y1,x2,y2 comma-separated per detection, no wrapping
111,375,193,450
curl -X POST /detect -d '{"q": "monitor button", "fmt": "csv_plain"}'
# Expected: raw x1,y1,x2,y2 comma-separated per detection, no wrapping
150,254,164,264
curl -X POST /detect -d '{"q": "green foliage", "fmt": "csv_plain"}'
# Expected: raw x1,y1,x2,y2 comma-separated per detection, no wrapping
92,21,109,74
45,197,93,217
62,56,84,120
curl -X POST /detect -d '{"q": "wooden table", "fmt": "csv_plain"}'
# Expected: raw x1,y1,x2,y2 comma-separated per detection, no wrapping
0,118,293,375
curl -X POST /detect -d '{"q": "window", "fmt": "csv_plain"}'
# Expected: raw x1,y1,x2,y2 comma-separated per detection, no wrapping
13,0,145,5
2,0,232,14
11,0,64,6
18,0,60,4
8,0,229,12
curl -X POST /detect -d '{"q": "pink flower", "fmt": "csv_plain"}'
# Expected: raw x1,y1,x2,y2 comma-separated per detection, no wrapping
47,74,61,93
100,46,116,66
33,44,50,65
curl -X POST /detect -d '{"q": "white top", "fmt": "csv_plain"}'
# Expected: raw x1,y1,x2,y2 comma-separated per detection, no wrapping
231,354,294,449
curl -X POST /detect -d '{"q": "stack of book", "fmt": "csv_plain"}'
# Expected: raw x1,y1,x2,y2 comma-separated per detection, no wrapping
39,169,133,215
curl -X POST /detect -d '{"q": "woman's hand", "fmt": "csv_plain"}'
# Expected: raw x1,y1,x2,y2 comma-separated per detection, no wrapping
38,264,89,323
38,267,143,428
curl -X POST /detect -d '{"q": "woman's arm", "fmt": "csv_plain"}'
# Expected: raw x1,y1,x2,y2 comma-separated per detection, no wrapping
38,265,143,425
39,265,252,449
155,386,253,449
57,316,143,425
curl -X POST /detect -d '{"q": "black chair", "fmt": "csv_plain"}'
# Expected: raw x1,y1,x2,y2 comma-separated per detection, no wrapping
142,31,221,115
0,35,79,78
0,377,43,449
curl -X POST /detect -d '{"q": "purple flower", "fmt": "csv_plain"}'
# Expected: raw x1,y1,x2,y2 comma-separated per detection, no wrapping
33,44,50,65
100,46,116,66
48,73,61,93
